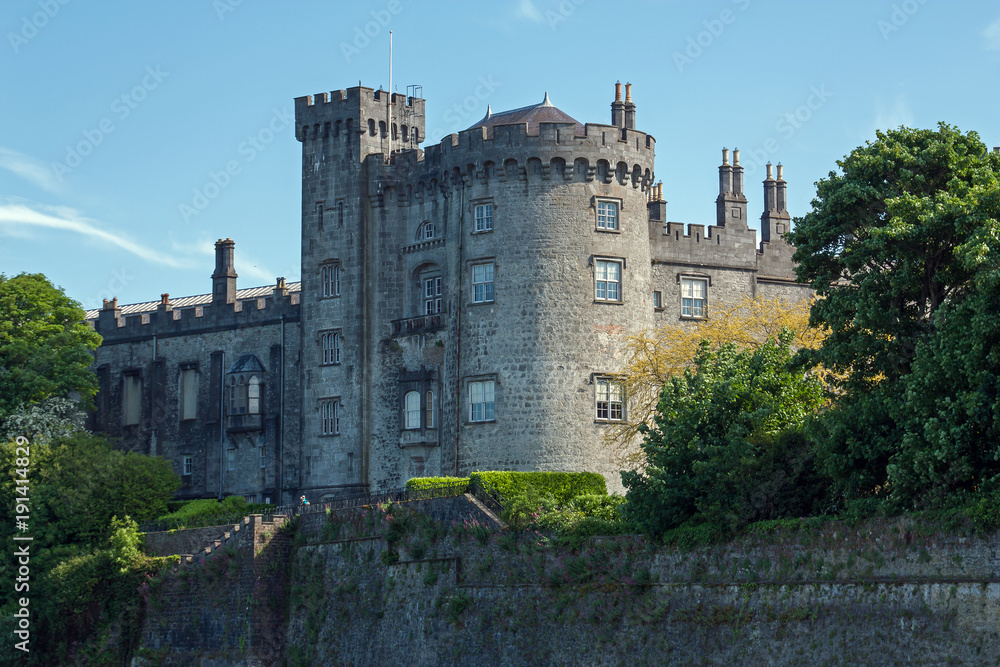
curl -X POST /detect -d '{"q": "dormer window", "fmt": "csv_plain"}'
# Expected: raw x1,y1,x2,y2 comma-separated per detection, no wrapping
417,221,436,241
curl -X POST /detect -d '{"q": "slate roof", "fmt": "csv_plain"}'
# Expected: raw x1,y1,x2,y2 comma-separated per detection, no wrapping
466,92,585,137
84,281,301,320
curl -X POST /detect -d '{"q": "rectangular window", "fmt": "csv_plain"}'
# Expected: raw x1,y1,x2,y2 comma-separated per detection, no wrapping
321,331,342,365
653,291,662,309
474,203,493,232
404,391,421,429
596,378,624,421
469,380,495,423
472,262,495,303
259,445,268,468
424,276,442,314
426,390,435,429
595,260,622,302
183,455,193,476
321,399,341,435
180,368,197,420
321,263,342,298
124,374,141,425
597,200,619,230
226,448,236,471
681,277,708,318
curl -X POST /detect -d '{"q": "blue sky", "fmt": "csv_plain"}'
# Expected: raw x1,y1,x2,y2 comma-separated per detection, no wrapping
1,0,998,310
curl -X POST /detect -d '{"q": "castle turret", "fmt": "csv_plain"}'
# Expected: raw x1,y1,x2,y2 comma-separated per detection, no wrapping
611,81,625,128
212,238,237,305
716,148,748,226
760,163,791,242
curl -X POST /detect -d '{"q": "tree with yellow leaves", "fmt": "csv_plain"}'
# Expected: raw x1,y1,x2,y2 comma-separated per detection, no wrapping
606,294,825,470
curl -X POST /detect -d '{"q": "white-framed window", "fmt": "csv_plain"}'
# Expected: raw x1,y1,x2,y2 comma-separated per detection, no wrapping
321,399,340,435
474,203,493,232
123,373,141,426
681,277,708,318
321,263,341,298
596,378,624,422
180,367,197,420
424,276,442,314
422,221,435,240
403,390,421,429
595,260,622,302
597,200,619,230
182,455,193,476
426,390,435,428
321,331,342,365
469,380,495,423
259,445,267,468
653,291,662,309
226,448,236,471
472,262,494,303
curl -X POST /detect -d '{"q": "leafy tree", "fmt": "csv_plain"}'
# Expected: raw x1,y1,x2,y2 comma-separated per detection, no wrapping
0,273,102,424
0,396,86,444
788,124,1000,499
622,332,827,538
606,295,825,469
0,433,180,546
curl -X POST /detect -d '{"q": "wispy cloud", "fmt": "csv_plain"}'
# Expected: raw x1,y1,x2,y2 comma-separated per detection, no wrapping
515,0,544,23
873,94,915,133
0,147,61,193
985,18,1000,50
0,199,190,268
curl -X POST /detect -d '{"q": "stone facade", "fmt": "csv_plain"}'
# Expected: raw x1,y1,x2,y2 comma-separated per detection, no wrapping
87,80,809,503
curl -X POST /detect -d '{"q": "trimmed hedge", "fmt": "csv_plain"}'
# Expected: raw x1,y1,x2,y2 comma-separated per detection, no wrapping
155,496,274,522
469,471,606,503
405,476,470,491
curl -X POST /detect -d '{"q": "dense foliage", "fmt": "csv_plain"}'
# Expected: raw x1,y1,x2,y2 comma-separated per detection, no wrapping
0,434,179,664
0,273,102,425
404,476,470,491
622,332,827,538
606,295,824,468
788,124,1000,508
469,470,607,503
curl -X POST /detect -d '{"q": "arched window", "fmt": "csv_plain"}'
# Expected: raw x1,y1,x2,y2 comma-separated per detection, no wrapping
404,391,421,429
368,118,376,136
425,390,435,428
247,376,260,415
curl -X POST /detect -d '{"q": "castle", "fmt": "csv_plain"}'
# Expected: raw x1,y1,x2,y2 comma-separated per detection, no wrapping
86,81,808,504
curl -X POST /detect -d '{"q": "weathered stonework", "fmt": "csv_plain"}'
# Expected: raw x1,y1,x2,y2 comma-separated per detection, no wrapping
88,81,809,503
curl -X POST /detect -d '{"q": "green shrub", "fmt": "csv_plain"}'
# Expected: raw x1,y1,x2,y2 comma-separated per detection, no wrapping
156,496,249,522
405,476,469,491
469,471,606,504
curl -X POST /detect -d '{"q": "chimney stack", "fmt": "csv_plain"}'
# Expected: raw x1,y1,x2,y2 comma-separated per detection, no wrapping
647,181,667,222
716,148,748,226
212,238,238,305
611,81,625,129
623,82,636,130
761,163,791,243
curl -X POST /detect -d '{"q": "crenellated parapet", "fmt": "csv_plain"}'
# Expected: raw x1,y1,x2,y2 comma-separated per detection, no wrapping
89,283,300,344
364,120,656,207
295,86,426,148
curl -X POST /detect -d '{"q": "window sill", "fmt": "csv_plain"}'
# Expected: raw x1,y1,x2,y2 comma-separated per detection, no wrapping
594,419,624,425
467,420,496,425
471,229,494,235
595,227,621,234
593,300,625,306
680,316,708,321
469,300,495,306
